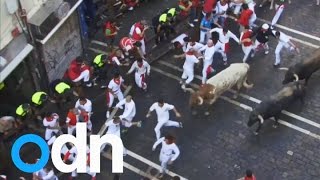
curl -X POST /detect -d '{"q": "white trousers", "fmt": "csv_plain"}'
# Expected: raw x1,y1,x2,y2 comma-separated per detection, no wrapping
138,39,146,55
159,153,175,174
67,125,76,135
45,128,59,141
135,72,147,89
202,59,213,84
275,41,294,65
248,2,257,27
120,114,135,127
87,120,92,131
242,45,253,63
107,91,124,108
199,31,209,44
154,119,180,140
181,68,194,84
72,70,90,83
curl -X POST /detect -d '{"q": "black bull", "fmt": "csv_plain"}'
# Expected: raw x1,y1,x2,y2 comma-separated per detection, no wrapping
247,82,306,135
280,48,320,84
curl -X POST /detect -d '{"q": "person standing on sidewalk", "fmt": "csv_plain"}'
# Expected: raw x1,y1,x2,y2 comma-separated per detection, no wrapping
178,0,193,26
189,0,201,26
104,19,119,47
146,99,183,140
273,30,300,67
129,20,149,56
152,135,180,178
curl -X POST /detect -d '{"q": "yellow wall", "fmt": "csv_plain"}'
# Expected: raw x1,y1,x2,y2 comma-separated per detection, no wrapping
0,0,47,49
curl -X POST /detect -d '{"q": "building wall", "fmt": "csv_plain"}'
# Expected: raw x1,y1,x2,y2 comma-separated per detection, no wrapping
0,0,47,50
41,12,82,81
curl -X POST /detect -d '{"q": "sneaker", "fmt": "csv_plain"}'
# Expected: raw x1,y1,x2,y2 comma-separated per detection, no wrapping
121,129,128,134
106,111,110,118
194,19,199,22
181,84,186,89
100,85,107,89
223,61,228,66
179,80,184,84
264,50,269,55
179,122,183,128
259,4,263,7
251,52,255,58
128,7,134,10
137,121,142,127
86,83,92,87
188,23,195,27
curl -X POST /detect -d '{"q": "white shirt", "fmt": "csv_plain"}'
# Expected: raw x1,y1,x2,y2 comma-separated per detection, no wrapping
43,113,59,128
108,77,124,93
149,103,174,121
183,54,199,70
128,60,151,75
200,45,216,61
75,99,92,113
216,1,229,18
105,120,121,137
129,24,135,36
186,42,204,52
116,99,136,120
152,137,180,161
273,31,291,44
172,33,188,52
210,28,240,44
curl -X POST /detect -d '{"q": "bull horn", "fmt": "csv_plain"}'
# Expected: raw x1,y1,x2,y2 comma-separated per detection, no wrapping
198,96,204,105
293,74,299,81
258,115,264,124
278,67,289,71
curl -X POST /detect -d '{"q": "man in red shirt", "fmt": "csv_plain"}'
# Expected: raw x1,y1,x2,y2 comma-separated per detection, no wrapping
233,3,253,33
129,20,148,56
67,57,82,81
104,19,119,47
240,25,254,63
202,0,217,15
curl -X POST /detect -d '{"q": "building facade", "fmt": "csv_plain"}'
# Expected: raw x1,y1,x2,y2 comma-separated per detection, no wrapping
0,0,84,115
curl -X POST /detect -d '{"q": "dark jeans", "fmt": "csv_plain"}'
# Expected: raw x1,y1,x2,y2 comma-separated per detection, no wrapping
93,65,108,82
189,7,197,23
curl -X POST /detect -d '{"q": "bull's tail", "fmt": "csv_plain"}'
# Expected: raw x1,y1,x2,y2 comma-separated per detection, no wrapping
243,77,254,89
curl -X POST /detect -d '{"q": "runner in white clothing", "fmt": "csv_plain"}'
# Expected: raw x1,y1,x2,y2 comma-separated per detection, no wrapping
174,39,204,59
43,112,60,141
171,33,189,52
199,40,217,84
146,99,182,140
210,27,240,64
152,135,180,177
180,49,199,89
101,117,127,155
75,97,93,132
273,30,299,67
106,73,128,118
127,58,150,91
115,95,142,129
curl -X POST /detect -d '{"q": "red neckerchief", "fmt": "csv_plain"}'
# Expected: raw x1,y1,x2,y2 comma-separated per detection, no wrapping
46,116,53,122
138,62,143,68
114,78,121,85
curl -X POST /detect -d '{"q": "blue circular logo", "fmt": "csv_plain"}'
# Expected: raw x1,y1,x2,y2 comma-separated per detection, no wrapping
11,134,49,173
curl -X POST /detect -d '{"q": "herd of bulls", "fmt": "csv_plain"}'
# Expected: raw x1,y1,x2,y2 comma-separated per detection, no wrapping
186,48,320,135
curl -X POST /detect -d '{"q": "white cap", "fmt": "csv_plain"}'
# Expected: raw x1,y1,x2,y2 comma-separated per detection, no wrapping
262,23,269,30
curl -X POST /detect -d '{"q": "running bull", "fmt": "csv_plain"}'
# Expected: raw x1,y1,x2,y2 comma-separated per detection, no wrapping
247,82,305,135
280,48,320,85
184,63,253,107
